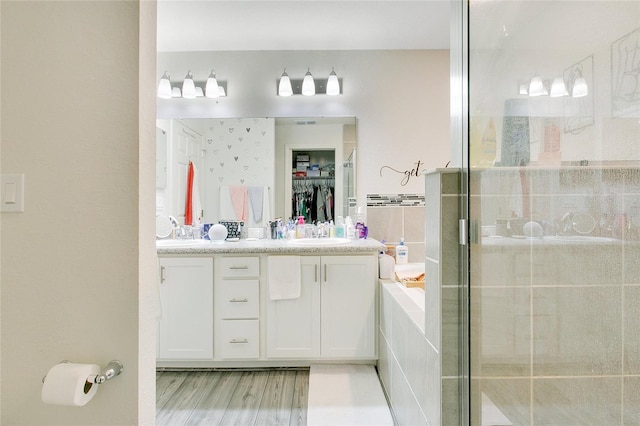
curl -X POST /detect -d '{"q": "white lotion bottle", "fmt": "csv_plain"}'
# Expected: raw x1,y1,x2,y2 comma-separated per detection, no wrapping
395,238,409,264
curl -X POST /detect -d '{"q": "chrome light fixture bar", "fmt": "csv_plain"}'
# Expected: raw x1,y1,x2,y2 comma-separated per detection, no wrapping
157,70,227,99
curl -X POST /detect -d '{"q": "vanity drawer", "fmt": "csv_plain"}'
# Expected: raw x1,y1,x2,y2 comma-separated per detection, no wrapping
219,256,260,278
217,319,259,359
216,279,259,319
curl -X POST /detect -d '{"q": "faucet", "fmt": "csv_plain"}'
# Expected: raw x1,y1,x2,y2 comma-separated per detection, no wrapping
560,212,574,235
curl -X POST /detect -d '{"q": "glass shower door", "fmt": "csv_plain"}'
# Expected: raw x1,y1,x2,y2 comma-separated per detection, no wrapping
467,1,640,424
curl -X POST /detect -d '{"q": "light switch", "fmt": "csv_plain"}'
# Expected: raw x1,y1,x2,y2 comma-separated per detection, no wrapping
1,174,25,212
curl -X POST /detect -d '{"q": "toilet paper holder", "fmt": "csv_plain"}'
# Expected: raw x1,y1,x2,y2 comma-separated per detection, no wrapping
43,360,124,384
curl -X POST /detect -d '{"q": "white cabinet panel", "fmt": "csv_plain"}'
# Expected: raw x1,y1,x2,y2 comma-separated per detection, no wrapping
321,255,376,358
266,256,321,358
217,319,260,359
266,255,376,359
219,256,260,278
216,279,259,319
157,257,213,359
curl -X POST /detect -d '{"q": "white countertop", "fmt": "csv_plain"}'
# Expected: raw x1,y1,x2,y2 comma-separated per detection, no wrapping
156,237,385,255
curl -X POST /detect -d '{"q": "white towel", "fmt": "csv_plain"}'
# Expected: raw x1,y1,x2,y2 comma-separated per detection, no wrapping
261,186,271,227
248,186,264,223
219,186,237,220
268,256,301,300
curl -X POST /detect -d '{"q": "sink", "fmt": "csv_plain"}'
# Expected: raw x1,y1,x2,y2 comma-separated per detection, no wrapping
545,235,618,243
287,238,351,246
156,239,211,248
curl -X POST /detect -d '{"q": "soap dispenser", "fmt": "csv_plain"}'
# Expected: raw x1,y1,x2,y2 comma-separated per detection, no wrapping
395,238,409,264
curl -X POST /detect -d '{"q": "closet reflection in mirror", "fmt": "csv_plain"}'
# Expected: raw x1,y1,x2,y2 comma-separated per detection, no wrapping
156,117,356,228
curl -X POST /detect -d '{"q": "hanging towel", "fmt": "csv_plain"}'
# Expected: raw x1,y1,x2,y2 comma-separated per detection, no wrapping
184,161,194,225
261,187,271,227
229,185,248,221
268,256,301,300
191,162,203,224
219,186,237,219
248,186,265,223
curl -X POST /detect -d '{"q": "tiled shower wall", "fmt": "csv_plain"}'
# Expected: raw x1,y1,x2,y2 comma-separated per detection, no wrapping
470,167,640,424
367,194,425,262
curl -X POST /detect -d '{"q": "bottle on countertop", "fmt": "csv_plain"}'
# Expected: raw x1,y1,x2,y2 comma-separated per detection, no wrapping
378,250,395,279
355,206,368,239
345,216,356,240
296,216,305,238
395,238,409,264
335,216,345,238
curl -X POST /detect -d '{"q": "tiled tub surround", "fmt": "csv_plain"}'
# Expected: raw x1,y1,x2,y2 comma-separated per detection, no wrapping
367,193,426,263
470,167,640,425
378,280,430,425
377,170,463,426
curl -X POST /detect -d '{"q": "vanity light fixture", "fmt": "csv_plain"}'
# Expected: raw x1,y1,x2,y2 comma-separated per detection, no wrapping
156,70,227,99
549,77,569,97
205,70,219,98
276,68,342,96
301,68,316,96
326,67,340,96
278,69,293,97
572,77,588,98
182,70,197,99
157,71,172,99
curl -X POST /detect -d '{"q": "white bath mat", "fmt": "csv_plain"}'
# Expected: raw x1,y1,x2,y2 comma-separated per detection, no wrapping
307,364,394,426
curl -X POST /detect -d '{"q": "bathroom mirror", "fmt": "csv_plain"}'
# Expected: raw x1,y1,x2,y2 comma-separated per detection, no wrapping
156,116,356,225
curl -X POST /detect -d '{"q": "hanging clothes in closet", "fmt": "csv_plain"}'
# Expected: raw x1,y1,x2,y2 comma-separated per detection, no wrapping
291,178,334,222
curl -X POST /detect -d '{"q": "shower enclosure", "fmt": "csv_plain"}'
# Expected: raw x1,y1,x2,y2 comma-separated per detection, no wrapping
464,1,640,424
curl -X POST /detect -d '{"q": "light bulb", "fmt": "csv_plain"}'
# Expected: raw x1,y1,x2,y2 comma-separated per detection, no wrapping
572,77,588,98
205,70,219,98
182,70,196,99
528,76,547,97
301,68,315,96
278,69,293,96
549,77,568,97
326,68,340,96
157,71,172,99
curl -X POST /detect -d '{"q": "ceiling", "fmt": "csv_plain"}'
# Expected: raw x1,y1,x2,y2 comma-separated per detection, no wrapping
157,1,451,52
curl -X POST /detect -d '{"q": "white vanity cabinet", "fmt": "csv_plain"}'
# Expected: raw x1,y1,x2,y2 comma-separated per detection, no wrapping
266,255,376,359
157,257,213,359
214,256,261,359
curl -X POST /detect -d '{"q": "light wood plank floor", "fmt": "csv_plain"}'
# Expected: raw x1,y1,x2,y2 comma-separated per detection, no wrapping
156,369,309,426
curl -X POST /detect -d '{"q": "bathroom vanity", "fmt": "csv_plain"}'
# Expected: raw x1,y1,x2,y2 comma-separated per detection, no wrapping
156,238,383,368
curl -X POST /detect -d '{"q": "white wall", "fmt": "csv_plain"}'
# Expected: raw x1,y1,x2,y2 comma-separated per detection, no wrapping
1,1,155,424
157,50,450,202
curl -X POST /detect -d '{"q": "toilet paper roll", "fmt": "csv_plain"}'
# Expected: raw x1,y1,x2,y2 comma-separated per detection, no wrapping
42,362,100,406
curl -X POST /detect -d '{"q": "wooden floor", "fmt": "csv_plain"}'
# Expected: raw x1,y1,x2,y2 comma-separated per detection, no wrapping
156,369,309,426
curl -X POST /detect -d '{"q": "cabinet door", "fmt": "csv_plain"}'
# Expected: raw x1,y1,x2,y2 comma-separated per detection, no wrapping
266,256,321,358
321,255,376,358
158,257,213,359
